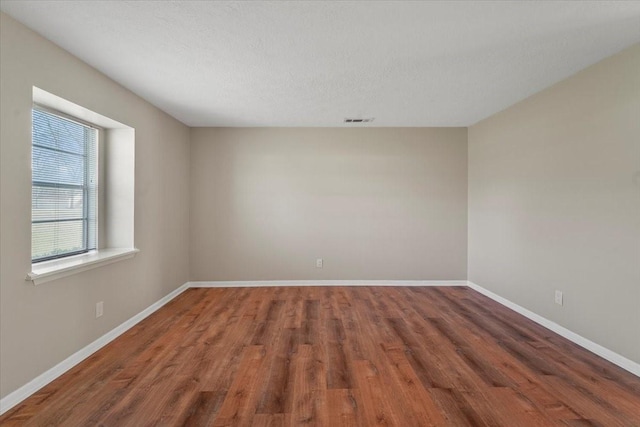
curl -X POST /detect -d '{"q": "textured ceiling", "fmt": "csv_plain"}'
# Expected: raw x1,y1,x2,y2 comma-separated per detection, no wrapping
1,1,640,127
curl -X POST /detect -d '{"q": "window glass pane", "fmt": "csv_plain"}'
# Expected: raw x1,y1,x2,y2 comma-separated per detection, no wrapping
32,109,86,154
31,108,98,262
32,220,85,261
32,186,84,221
32,145,85,186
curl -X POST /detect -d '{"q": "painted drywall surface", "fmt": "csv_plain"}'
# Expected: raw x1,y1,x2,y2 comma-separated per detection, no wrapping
0,13,190,398
3,2,640,127
190,127,468,281
468,44,640,363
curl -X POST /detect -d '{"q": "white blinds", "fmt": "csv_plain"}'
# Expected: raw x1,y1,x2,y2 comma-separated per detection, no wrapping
32,108,98,262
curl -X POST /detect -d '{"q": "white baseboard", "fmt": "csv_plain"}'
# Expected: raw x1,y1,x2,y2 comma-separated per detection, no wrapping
467,281,640,377
188,280,468,288
0,282,190,416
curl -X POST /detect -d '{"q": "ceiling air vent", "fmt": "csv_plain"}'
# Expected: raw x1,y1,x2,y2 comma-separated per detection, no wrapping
344,118,374,123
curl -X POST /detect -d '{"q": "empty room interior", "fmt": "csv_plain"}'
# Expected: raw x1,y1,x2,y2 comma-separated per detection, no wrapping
1,1,639,426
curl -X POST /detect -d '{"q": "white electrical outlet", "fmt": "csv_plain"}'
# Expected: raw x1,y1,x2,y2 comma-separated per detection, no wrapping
554,291,563,306
96,301,104,318
316,258,323,268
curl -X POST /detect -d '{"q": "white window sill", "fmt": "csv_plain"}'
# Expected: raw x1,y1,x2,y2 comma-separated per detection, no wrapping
26,248,139,286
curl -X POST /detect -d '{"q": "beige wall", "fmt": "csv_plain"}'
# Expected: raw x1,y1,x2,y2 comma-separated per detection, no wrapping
190,128,468,281
0,13,191,398
468,44,640,363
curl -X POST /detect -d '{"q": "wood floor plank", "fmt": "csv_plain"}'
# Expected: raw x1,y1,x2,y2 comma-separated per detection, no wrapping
428,387,489,426
255,328,297,414
542,375,639,427
212,345,266,427
326,389,360,427
251,413,286,427
384,317,453,389
2,286,639,426
289,344,327,426
382,347,447,426
353,359,403,426
485,387,560,427
182,391,228,427
325,318,353,389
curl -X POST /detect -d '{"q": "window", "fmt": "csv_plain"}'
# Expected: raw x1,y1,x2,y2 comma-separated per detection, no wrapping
27,88,136,285
31,107,98,262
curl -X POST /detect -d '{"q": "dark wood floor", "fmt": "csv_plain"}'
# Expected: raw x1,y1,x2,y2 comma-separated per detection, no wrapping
1,286,639,426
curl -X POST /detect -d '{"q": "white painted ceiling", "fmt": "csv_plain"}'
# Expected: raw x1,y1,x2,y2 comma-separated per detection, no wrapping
1,1,640,127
